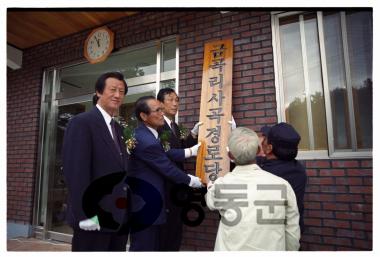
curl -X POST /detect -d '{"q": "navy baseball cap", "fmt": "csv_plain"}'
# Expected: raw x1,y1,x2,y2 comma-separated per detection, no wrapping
263,122,301,149
260,125,271,137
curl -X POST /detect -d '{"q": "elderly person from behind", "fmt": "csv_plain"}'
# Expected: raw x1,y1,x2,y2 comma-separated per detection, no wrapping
205,127,300,251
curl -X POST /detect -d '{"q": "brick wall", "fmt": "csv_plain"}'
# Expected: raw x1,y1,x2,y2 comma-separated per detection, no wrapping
301,159,372,250
7,11,372,250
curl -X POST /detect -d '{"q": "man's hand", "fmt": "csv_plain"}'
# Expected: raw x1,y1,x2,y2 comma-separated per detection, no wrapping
184,142,202,158
190,142,201,157
228,116,236,130
79,216,100,231
191,122,204,137
188,174,202,188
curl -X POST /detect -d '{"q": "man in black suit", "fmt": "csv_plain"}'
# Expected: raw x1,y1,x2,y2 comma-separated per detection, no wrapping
128,96,202,251
259,123,307,234
156,88,202,251
62,72,130,251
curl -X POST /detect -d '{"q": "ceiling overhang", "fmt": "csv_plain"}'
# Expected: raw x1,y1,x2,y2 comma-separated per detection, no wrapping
7,11,138,49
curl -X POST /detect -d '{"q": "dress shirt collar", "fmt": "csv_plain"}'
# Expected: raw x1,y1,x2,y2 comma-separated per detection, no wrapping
96,104,113,125
163,115,173,128
146,125,159,139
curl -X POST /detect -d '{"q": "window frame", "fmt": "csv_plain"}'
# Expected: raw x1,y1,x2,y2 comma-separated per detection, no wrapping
272,11,372,159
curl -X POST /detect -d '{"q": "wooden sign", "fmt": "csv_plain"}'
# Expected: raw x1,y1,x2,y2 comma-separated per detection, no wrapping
196,39,233,184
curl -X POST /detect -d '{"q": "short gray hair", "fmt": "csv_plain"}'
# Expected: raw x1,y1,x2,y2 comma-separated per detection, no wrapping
228,127,259,165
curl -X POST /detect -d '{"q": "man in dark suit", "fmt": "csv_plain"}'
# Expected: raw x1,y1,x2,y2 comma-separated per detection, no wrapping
156,88,202,251
62,72,130,251
259,123,307,234
127,96,202,251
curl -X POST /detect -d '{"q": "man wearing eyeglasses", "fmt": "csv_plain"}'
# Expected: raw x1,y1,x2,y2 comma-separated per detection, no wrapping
127,96,202,251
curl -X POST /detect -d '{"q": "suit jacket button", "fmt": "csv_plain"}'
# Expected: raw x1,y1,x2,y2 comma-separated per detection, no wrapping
123,186,127,191
165,209,170,213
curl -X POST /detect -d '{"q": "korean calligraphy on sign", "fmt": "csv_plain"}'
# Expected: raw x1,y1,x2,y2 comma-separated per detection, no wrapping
196,39,233,184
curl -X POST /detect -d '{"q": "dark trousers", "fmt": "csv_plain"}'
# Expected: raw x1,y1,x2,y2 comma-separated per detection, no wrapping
72,229,127,251
158,208,183,251
129,225,161,251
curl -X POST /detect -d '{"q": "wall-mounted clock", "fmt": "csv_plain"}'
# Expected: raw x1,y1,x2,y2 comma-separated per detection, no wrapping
84,26,114,64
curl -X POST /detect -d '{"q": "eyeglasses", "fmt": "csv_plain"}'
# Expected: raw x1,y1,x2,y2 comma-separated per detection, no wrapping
150,107,164,113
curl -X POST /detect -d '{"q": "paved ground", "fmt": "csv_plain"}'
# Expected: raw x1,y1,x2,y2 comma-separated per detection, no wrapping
7,237,71,251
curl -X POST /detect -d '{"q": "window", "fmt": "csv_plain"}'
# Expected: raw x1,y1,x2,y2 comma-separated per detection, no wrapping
273,11,372,158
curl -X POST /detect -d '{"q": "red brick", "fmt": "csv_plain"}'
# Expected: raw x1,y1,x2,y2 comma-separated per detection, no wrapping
256,116,277,124
243,82,263,90
346,168,372,176
253,74,274,81
324,219,350,228
304,202,321,209
353,239,372,250
364,194,372,203
305,185,320,192
335,212,364,221
305,227,336,237
255,102,276,109
360,160,372,168
332,160,359,168
306,210,334,218
323,236,352,246
308,177,334,185
320,185,348,193
323,202,350,211
336,246,355,250
364,213,372,223
335,194,363,202
242,69,262,76
319,169,345,176
244,110,265,117
306,169,318,176
306,160,331,168
352,221,372,231
254,87,275,95
306,244,336,250
252,61,273,69
235,50,252,58
349,186,372,194
363,177,372,186
336,229,367,241
264,95,275,101
335,177,363,185
304,218,322,226
242,55,262,63
302,234,322,243
305,193,335,202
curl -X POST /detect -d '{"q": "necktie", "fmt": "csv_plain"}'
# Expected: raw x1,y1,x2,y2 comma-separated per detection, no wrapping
110,119,121,153
170,120,179,138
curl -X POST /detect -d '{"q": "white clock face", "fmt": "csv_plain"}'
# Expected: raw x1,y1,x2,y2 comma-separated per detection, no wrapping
86,29,111,60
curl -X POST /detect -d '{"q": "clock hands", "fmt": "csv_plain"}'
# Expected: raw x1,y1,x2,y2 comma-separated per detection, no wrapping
94,36,100,47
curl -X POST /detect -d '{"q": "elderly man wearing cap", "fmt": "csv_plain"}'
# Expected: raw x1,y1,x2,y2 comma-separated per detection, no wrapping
259,122,307,234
